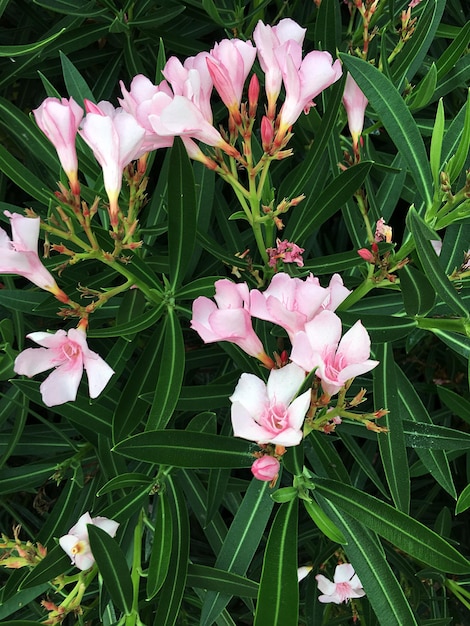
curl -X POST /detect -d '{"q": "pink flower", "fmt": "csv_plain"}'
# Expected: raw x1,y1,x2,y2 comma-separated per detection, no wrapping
253,18,306,118
0,211,64,297
290,310,379,396
249,272,351,341
191,279,273,367
342,73,368,153
33,97,83,194
251,456,280,481
14,327,114,407
230,362,310,447
59,512,119,571
163,52,214,123
79,101,145,226
275,46,342,142
374,217,392,243
266,238,305,268
206,39,257,119
315,563,365,604
119,75,176,153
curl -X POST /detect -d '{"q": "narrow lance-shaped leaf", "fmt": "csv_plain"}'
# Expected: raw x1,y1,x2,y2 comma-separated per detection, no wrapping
168,137,197,289
373,343,410,514
316,496,419,626
87,524,133,615
340,54,433,209
146,490,173,600
399,264,435,317
407,207,469,319
254,499,299,626
146,309,185,430
314,477,470,574
113,430,255,468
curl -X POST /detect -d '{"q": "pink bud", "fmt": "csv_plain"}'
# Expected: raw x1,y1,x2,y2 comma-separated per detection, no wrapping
261,116,274,152
357,248,375,263
248,73,259,118
251,456,280,481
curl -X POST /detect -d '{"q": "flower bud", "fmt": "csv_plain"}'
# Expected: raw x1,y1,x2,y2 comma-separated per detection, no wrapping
251,456,280,481
261,115,274,152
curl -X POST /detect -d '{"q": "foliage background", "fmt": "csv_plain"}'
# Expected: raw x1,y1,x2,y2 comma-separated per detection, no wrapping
0,0,470,624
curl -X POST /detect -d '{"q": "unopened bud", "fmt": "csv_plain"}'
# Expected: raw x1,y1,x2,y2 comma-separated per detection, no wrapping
261,116,274,152
248,73,259,119
358,248,375,263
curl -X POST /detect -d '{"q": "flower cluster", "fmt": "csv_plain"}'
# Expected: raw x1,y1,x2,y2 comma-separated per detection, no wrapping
191,272,379,479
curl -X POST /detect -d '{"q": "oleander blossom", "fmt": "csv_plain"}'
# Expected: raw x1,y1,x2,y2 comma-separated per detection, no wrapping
33,97,83,194
266,239,305,268
290,310,379,396
0,211,65,298
230,362,310,447
190,278,273,367
14,327,114,407
316,563,365,604
342,73,368,153
249,272,351,341
59,512,119,571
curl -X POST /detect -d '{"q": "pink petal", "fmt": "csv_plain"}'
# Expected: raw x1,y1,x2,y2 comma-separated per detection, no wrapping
39,362,83,406
266,363,306,406
231,401,272,442
230,372,268,417
334,563,356,583
315,574,336,595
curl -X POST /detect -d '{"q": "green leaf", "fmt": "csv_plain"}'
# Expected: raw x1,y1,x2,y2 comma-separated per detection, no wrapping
303,498,347,544
114,430,255,468
0,28,66,57
399,264,436,316
431,329,470,359
437,386,470,425
446,89,470,184
87,525,133,615
374,343,410,513
201,479,274,626
152,476,189,626
316,497,419,626
456,484,470,515
33,0,107,16
112,322,165,443
436,21,470,81
314,477,470,573
176,384,233,411
254,500,298,626
187,564,258,597
168,137,197,289
202,0,224,24
395,366,456,498
97,473,153,496
403,420,470,451
408,63,437,110
407,207,469,318
341,54,433,209
60,50,94,102
286,161,373,243
146,309,185,430
146,490,173,600
0,144,54,205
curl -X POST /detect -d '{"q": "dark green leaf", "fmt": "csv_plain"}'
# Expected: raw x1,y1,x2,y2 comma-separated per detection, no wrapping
187,564,258,597
146,490,173,600
88,524,133,615
114,430,255,468
315,478,470,573
20,545,71,590
254,500,298,626
399,264,435,316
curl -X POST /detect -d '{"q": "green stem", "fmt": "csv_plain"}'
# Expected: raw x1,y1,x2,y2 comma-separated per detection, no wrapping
125,509,144,626
415,316,468,335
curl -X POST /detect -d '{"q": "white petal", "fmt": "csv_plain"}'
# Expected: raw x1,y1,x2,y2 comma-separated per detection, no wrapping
231,402,272,443
267,362,306,405
230,373,268,418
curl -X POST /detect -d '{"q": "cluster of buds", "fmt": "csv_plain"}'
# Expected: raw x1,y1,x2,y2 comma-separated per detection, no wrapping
0,525,47,569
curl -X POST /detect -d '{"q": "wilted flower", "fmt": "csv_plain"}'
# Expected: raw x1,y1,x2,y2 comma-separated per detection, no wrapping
230,362,310,447
315,563,365,604
266,238,305,268
14,327,114,407
59,512,119,571
374,217,392,243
